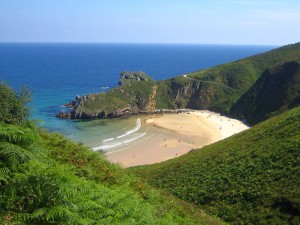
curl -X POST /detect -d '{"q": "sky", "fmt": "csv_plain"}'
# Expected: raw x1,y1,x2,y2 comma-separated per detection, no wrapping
0,0,300,45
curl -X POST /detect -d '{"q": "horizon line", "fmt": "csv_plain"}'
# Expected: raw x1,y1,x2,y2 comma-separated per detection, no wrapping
0,41,280,47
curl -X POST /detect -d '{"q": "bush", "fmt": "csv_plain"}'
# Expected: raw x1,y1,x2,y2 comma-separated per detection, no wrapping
0,82,31,125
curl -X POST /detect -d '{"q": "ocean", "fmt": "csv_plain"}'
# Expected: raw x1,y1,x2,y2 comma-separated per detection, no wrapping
0,43,275,150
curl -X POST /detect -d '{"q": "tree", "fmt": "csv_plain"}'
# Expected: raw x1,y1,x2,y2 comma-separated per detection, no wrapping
0,82,31,124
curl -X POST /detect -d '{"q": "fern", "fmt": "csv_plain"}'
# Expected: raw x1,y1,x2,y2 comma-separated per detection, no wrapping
45,206,75,223
14,212,31,224
76,217,97,225
0,124,39,148
0,167,10,186
0,167,10,176
61,199,79,212
0,142,32,172
30,207,47,219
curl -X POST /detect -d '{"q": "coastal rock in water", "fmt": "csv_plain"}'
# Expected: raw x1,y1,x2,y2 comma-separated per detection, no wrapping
70,106,133,119
56,111,71,119
118,71,153,86
64,100,78,108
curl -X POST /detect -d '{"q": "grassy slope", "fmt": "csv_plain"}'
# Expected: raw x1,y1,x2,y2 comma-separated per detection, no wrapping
231,61,300,125
130,107,300,224
0,122,222,225
74,81,155,117
172,42,300,114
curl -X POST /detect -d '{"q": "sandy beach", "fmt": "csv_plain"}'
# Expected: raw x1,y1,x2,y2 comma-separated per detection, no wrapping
105,111,249,167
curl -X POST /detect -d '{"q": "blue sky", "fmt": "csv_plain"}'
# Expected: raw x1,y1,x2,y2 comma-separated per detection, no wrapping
0,0,299,45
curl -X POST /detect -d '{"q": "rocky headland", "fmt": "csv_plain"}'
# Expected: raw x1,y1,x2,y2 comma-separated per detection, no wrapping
57,43,300,125
57,71,160,119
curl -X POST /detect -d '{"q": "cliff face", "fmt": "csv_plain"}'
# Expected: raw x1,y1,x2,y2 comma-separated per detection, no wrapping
60,43,300,124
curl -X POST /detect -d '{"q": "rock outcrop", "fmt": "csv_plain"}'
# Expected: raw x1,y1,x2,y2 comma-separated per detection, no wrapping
56,111,71,119
118,71,153,86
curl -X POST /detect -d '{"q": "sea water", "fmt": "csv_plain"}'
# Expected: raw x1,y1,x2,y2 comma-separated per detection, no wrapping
0,43,275,150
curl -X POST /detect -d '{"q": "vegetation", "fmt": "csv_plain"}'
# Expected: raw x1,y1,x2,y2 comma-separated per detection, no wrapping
167,42,300,115
118,71,153,86
68,42,300,123
231,61,300,125
0,82,31,125
0,84,221,224
3,42,300,224
73,80,156,118
131,106,300,224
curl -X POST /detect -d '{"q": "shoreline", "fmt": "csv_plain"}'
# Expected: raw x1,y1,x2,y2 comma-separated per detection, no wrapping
105,110,249,168
57,107,195,120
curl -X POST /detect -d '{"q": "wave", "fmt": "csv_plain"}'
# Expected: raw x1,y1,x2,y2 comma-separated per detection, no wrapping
105,132,152,155
91,118,143,151
116,118,141,139
102,138,115,142
100,86,109,89
91,132,146,151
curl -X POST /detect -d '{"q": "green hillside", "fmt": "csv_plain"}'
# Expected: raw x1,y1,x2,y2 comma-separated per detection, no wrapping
65,42,300,120
0,83,222,225
231,61,300,125
181,43,300,114
131,106,300,224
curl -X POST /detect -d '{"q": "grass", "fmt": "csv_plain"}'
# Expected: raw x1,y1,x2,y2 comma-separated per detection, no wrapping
231,61,300,124
0,122,223,225
130,106,300,224
74,81,156,117
185,43,300,115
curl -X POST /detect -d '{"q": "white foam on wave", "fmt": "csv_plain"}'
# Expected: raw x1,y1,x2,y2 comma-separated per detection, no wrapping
91,132,146,151
102,138,115,142
105,132,152,155
91,118,143,151
116,118,141,139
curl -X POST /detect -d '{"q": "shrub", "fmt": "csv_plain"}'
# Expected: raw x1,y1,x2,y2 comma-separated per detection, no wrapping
0,82,31,125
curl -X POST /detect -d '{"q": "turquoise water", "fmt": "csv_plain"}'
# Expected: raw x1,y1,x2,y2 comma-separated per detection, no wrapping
0,43,276,148
71,117,139,149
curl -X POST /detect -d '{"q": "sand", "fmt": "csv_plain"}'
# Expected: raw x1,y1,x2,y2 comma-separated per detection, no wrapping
105,111,249,168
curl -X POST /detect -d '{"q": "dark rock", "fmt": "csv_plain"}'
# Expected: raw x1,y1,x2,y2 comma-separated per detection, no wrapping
64,100,78,108
118,71,153,86
56,111,71,119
